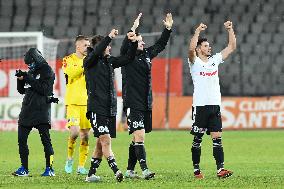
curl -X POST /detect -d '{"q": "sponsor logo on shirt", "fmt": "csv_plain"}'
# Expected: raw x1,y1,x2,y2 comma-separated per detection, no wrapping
199,70,218,77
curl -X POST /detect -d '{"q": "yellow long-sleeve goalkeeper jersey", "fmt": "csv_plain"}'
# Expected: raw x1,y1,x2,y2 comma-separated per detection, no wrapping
62,53,87,105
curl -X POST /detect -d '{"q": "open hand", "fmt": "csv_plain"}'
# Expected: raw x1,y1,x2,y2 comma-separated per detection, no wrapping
131,13,142,32
163,13,173,30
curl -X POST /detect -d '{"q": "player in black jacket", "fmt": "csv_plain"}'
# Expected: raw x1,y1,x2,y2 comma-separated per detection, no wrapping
12,48,56,177
84,29,138,182
120,13,173,179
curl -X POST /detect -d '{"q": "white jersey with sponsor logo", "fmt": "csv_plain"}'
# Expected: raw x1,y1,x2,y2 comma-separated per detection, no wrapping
189,53,224,106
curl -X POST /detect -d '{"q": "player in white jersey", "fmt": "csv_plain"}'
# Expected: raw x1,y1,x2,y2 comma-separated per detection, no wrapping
188,21,236,179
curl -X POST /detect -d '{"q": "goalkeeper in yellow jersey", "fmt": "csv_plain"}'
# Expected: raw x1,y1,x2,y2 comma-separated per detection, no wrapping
62,35,91,175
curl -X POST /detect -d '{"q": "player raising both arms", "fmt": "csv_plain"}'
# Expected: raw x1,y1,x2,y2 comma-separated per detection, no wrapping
84,29,138,182
120,13,173,179
188,21,236,179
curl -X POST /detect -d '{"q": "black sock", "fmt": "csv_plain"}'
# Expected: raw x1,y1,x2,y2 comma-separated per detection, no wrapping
107,156,119,174
191,136,202,171
20,155,29,170
88,157,102,177
46,155,51,168
134,142,148,171
212,137,224,170
127,141,137,170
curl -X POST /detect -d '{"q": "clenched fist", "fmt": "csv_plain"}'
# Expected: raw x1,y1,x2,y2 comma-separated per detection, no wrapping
196,23,207,33
109,29,119,39
224,21,233,30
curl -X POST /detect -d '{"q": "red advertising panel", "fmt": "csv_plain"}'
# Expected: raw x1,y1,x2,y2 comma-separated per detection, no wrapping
152,58,183,96
152,96,284,130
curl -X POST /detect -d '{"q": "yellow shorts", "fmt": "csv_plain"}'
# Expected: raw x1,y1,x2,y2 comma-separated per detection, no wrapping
66,105,91,129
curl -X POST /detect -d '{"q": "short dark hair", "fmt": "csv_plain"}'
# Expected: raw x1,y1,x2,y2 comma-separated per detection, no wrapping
91,35,104,47
75,35,89,43
197,37,208,47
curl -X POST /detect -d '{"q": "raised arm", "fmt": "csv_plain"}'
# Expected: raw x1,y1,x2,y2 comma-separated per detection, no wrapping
120,13,142,55
95,32,115,56
131,13,142,33
188,23,207,63
112,33,138,68
120,35,130,56
84,30,118,69
221,21,236,60
147,13,173,59
83,47,95,69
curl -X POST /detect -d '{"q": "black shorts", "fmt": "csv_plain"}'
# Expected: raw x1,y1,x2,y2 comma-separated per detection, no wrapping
88,112,116,138
190,105,222,137
126,108,152,135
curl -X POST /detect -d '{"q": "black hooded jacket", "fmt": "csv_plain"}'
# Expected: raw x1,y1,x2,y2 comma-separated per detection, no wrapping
83,36,137,117
121,28,172,111
17,61,55,127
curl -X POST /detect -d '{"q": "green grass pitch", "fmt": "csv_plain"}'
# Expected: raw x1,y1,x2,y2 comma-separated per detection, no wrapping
1,130,284,189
